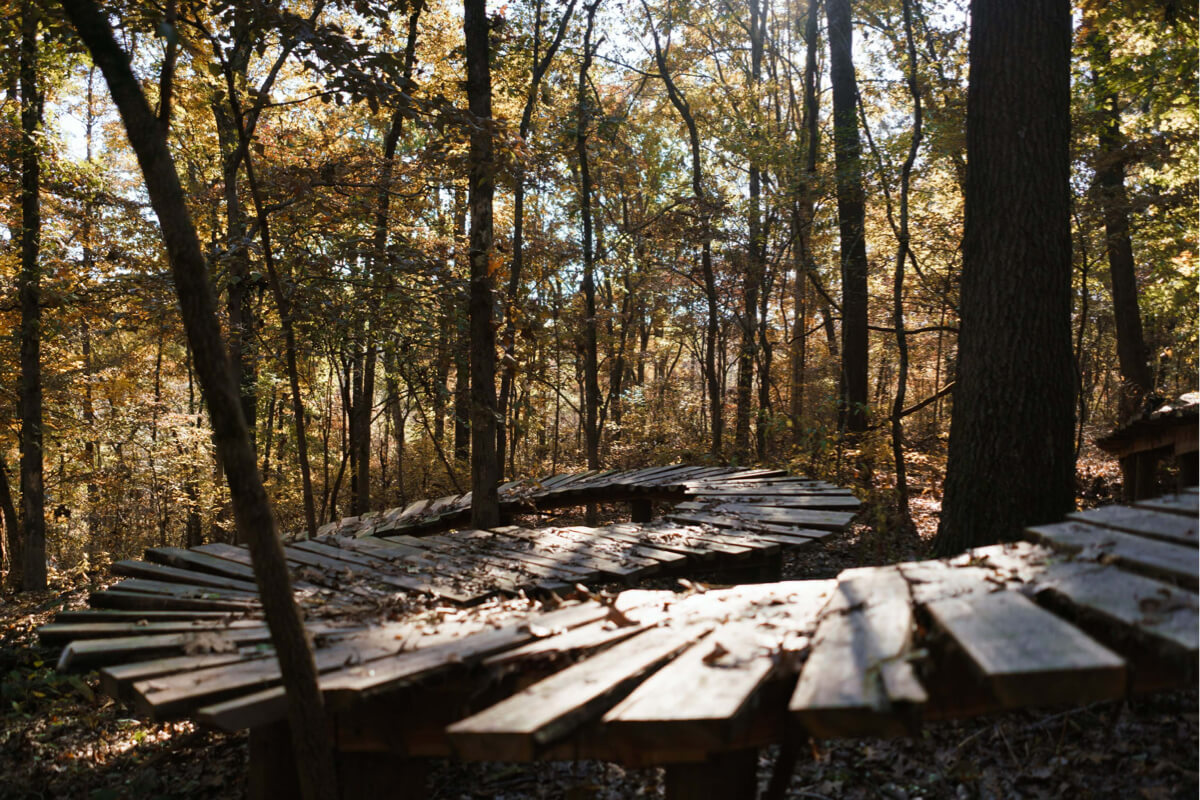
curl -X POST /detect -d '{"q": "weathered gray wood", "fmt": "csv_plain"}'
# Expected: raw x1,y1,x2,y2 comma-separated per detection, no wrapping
57,626,273,671
53,609,240,623
676,503,856,531
101,651,267,701
924,589,1126,708
447,625,706,761
1133,492,1199,517
39,618,264,645
89,588,257,613
1026,520,1199,589
107,577,260,603
790,568,926,738
690,494,861,510
605,581,833,749
1069,504,1198,547
111,560,261,593
145,546,261,581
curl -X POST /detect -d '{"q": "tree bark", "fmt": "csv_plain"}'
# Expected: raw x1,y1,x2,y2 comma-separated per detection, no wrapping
19,1,45,592
890,0,923,527
934,0,1075,555
826,0,870,433
464,0,500,528
61,4,337,797
643,0,722,457
1088,27,1153,422
0,452,21,589
577,0,602,482
790,0,821,447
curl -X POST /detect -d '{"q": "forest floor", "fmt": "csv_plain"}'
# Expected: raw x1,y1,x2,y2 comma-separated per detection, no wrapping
0,447,1195,799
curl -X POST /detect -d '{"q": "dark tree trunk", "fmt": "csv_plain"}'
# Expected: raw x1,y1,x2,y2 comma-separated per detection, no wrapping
18,1,45,592
61,4,337,797
826,0,870,433
498,0,576,476
464,0,500,528
890,0,923,527
577,1,602,479
934,0,1075,555
0,452,21,589
452,186,471,464
1088,29,1152,422
790,0,821,446
736,0,765,459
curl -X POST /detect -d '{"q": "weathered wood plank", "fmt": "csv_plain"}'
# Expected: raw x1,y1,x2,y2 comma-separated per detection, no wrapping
39,618,264,646
89,589,257,613
924,589,1126,708
1026,520,1199,589
676,503,856,531
1132,492,1199,518
1068,504,1198,547
144,546,261,582
689,494,861,510
110,560,261,594
57,626,274,671
790,568,926,738
447,625,707,761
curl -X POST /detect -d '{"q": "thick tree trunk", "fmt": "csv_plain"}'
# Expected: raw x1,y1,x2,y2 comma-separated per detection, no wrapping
826,0,870,433
18,2,45,592
934,0,1075,555
464,0,500,528
1088,29,1153,422
61,4,337,797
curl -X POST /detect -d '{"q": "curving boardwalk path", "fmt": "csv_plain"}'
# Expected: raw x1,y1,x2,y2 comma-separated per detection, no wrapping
35,475,1197,799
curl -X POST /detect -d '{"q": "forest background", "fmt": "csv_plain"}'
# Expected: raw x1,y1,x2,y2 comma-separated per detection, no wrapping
0,0,1196,590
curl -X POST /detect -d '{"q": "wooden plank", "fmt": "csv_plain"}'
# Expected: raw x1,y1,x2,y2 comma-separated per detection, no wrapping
101,651,265,702
144,546,260,582
447,625,707,761
53,609,242,624
89,589,257,613
110,560,261,594
38,618,264,646
1068,504,1197,547
666,511,839,542
790,568,926,738
676,503,856,531
108,577,260,603
691,494,861,511
319,603,611,708
1133,492,1199,517
604,581,835,749
554,526,695,566
624,522,761,558
1026,520,1199,589
57,626,274,671
199,602,611,730
924,589,1126,708
1027,561,1198,656
421,534,599,582
461,529,655,581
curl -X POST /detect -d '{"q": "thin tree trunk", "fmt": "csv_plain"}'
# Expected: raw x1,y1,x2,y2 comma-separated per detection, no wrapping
890,0,923,527
18,1,45,591
62,4,337,796
577,0,602,483
464,0,500,528
643,0,721,456
452,185,471,463
0,452,21,588
1088,27,1153,422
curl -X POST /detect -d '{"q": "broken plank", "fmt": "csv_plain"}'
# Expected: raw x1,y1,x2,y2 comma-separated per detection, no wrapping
57,626,274,671
790,568,926,738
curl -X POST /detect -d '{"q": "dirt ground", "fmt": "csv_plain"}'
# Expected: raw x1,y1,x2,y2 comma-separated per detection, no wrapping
1,454,1195,799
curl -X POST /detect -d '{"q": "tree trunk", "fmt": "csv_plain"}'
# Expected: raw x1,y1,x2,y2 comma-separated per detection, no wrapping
0,452,21,589
577,1,602,482
464,0,500,528
934,0,1074,555
62,4,337,797
826,0,870,433
1088,28,1153,422
890,0,923,528
642,0,722,457
18,1,45,592
790,0,821,447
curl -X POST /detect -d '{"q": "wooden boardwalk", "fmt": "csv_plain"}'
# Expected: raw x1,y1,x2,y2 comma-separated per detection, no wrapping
36,478,1197,798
